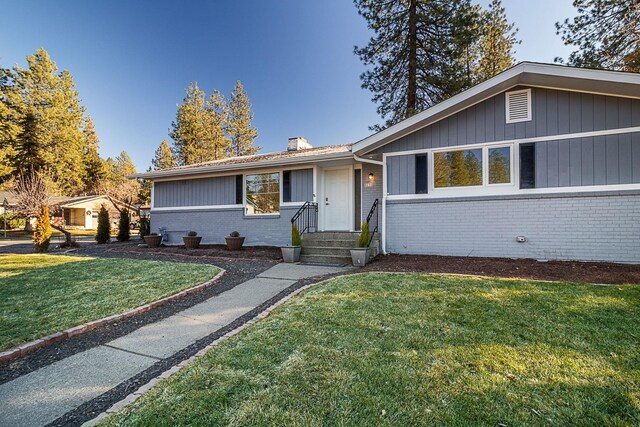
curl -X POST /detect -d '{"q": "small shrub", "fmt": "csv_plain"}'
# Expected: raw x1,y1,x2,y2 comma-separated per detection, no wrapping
117,209,130,242
357,222,369,248
5,213,26,230
187,230,198,237
139,218,150,237
33,204,52,253
291,223,302,246
230,231,240,237
95,206,111,244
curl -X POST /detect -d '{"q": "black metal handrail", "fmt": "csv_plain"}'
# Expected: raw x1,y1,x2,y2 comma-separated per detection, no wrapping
291,201,318,236
365,198,379,246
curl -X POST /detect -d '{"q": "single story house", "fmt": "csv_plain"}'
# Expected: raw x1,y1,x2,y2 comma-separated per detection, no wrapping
56,195,139,230
134,62,640,263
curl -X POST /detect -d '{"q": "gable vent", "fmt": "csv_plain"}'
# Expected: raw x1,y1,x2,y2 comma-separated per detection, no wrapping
505,89,532,124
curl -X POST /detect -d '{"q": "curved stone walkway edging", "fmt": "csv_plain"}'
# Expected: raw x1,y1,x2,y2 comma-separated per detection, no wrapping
83,273,352,426
0,269,226,365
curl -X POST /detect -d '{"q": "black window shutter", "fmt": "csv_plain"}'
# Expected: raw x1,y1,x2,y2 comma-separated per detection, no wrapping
415,154,428,194
519,144,536,189
235,175,243,204
283,171,291,203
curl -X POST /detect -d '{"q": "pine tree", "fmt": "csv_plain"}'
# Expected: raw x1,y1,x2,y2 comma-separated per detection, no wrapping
226,81,260,157
98,151,140,202
95,205,111,244
138,167,152,205
116,208,130,242
82,116,107,193
33,204,52,252
472,0,519,83
354,0,481,129
3,49,86,194
170,83,229,165
556,0,640,72
0,71,21,182
152,140,177,170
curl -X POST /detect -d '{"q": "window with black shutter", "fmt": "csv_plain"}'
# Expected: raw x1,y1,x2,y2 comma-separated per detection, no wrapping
235,175,243,204
415,154,428,194
283,170,291,203
519,143,536,189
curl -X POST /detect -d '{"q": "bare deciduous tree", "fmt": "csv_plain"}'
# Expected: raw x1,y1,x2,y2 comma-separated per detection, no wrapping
9,169,72,244
9,170,50,231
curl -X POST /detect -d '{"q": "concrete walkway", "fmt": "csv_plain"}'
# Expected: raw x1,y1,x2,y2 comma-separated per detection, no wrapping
0,262,348,427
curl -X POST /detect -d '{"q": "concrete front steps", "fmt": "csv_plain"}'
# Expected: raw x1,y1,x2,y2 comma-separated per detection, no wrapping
300,231,379,265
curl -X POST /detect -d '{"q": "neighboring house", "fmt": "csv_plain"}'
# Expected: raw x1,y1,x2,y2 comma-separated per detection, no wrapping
134,63,640,263
0,191,17,215
55,196,139,229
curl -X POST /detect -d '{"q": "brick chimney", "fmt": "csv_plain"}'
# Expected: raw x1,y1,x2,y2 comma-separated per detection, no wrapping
287,137,312,151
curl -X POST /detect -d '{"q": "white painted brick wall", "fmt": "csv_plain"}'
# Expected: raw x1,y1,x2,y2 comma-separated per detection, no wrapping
385,193,640,263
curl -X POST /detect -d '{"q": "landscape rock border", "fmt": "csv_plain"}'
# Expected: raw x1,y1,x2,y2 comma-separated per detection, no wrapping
0,269,226,365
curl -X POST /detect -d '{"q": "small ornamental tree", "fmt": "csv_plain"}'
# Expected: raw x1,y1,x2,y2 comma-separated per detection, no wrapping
357,221,370,248
139,217,150,237
117,208,130,242
33,204,52,253
291,223,302,246
95,205,111,244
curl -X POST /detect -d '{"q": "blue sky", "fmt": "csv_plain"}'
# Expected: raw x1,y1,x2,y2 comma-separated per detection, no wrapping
0,0,577,171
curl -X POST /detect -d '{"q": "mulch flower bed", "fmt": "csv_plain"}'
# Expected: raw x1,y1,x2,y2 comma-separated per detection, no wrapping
122,242,283,260
363,254,640,284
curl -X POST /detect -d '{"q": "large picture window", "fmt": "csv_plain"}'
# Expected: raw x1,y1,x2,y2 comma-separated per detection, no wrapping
431,144,512,192
245,172,280,215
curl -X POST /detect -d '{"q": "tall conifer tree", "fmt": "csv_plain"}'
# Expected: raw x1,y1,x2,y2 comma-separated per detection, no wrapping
354,0,481,129
152,140,177,170
82,116,107,193
3,49,86,194
226,81,259,157
472,0,519,83
556,0,640,71
170,83,229,165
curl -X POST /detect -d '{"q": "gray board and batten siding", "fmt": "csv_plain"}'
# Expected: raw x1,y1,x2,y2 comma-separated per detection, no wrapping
153,168,313,208
154,175,236,208
287,169,314,202
379,87,640,194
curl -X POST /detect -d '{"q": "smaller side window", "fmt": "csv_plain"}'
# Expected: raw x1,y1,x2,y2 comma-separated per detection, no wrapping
519,144,536,189
415,154,428,194
283,170,291,203
235,175,243,204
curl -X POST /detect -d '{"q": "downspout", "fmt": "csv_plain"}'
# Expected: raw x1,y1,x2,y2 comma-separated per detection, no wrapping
354,153,386,254
381,155,387,255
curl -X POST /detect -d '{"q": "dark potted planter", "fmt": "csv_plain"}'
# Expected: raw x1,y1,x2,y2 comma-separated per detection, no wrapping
183,231,202,249
350,247,370,267
225,231,245,251
281,246,301,263
144,233,162,248
281,223,302,263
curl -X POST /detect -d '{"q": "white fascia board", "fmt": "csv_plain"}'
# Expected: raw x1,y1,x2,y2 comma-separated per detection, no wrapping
521,62,640,85
128,151,353,180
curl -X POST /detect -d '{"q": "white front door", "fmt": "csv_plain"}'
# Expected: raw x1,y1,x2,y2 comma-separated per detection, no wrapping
323,168,351,230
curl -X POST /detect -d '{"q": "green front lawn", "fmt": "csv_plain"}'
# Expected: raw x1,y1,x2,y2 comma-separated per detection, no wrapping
103,273,639,426
0,254,220,351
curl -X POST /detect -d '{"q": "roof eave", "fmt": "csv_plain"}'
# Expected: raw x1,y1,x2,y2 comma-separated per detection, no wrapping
129,150,353,180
